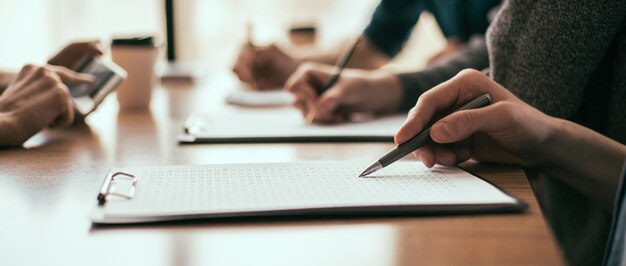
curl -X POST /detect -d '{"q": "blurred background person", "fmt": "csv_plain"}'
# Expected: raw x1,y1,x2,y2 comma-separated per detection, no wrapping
233,0,501,90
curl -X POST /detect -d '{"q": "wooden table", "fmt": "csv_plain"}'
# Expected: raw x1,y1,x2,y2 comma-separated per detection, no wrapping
0,71,564,265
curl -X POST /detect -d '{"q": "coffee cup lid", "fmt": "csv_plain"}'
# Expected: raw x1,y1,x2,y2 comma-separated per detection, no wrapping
112,36,156,47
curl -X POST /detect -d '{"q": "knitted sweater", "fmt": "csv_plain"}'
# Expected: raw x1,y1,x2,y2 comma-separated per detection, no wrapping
397,1,626,265
490,2,625,265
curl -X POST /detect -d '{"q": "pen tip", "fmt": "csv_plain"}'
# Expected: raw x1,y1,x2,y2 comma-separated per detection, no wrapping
358,161,383,178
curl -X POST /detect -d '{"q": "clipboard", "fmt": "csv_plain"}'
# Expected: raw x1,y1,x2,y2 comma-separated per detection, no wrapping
91,161,527,224
178,109,408,144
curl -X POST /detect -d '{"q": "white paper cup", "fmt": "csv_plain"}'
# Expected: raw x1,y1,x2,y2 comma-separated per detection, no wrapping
111,40,158,110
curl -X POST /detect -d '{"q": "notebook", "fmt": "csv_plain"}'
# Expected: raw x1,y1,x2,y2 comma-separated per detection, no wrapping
178,109,407,144
226,89,294,107
91,161,526,224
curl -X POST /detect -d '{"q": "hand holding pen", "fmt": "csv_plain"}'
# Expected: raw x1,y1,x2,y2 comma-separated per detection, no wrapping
232,24,299,91
360,93,492,176
360,69,559,176
283,37,361,124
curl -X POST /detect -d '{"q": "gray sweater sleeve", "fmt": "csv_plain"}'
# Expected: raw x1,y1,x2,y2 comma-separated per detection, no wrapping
396,38,489,111
488,1,626,121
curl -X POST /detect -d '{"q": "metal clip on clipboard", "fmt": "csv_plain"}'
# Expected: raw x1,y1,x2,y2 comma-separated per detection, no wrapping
97,172,137,205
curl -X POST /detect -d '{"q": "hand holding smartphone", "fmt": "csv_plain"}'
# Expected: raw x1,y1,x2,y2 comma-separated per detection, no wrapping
69,55,127,116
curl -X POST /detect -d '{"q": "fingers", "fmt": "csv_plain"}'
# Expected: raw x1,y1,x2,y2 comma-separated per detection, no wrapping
395,69,531,167
394,69,508,145
314,88,342,121
233,43,297,90
64,41,104,55
430,102,515,144
285,63,333,117
289,83,317,116
48,40,105,68
66,41,104,57
83,41,104,56
254,44,283,65
232,44,256,83
415,143,472,168
5,65,63,101
15,64,38,80
39,84,75,128
4,64,39,92
4,65,75,126
47,65,95,85
10,81,74,139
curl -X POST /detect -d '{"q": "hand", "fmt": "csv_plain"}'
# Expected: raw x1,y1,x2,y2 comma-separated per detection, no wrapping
0,65,92,147
284,62,402,123
232,44,298,90
48,41,104,69
395,69,556,167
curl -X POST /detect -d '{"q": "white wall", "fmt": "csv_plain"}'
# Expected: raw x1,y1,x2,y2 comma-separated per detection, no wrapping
0,0,54,69
0,0,444,71
0,0,162,70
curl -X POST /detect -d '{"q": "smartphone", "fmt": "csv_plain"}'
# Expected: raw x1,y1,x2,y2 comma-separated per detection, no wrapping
69,56,127,115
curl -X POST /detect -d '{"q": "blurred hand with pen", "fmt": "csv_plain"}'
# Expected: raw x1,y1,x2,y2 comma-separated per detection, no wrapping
284,62,402,123
232,30,388,92
232,43,300,91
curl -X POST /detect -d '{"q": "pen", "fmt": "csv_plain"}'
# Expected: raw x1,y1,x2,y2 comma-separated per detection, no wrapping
305,37,362,124
359,94,492,177
246,23,258,90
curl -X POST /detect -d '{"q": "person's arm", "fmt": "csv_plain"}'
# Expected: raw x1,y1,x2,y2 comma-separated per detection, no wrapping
395,69,626,211
535,118,626,210
231,35,391,91
300,0,428,68
231,0,422,90
297,35,389,70
283,39,490,123
284,62,402,123
396,38,489,111
362,0,424,59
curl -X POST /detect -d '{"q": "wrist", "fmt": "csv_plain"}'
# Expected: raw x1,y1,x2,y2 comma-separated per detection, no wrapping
524,117,566,169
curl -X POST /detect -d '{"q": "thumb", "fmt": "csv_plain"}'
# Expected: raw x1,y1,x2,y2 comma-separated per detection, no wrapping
315,88,342,120
48,66,95,85
86,41,104,56
430,106,499,144
302,64,334,93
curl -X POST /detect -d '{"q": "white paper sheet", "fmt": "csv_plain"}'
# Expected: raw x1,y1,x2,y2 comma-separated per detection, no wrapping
92,161,521,224
181,107,407,142
226,89,294,107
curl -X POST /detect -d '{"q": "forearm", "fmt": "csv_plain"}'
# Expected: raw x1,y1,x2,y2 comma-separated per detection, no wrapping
396,39,489,111
533,118,626,211
297,36,389,70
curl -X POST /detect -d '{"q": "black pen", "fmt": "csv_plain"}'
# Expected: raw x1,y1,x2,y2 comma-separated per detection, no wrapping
359,94,493,177
305,37,362,124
